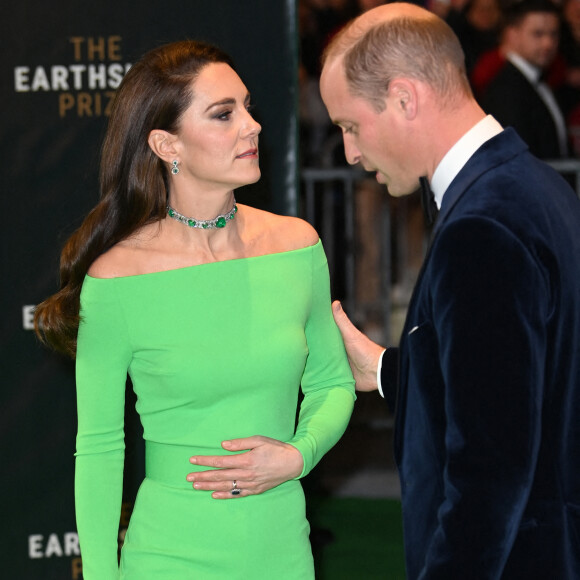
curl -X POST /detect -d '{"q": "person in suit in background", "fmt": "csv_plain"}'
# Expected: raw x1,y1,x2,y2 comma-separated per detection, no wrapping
446,0,501,77
557,0,580,147
320,2,580,578
480,0,569,158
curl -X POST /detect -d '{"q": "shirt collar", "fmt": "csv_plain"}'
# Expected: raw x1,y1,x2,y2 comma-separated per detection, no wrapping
506,51,541,84
430,115,503,208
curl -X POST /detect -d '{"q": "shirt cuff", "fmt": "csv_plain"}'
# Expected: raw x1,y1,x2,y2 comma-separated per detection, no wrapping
377,349,387,398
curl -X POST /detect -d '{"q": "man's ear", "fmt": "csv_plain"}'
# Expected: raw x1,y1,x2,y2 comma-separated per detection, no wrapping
148,129,179,163
388,78,418,120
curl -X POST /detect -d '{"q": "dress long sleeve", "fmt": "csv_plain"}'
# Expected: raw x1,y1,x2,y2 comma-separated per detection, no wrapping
290,243,356,477
75,281,132,580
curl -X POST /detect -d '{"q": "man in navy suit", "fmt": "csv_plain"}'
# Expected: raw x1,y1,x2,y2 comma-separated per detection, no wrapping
321,3,580,578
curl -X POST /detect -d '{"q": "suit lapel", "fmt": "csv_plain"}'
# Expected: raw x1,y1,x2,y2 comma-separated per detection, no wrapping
434,128,527,236
393,129,528,460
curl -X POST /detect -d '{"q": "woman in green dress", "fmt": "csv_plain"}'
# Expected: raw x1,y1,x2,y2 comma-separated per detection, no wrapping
34,40,355,579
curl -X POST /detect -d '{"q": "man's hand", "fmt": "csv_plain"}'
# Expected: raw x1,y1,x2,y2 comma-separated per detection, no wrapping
186,435,304,499
332,300,385,392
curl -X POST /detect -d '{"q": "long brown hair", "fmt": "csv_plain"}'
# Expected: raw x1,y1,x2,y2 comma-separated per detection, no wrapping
34,40,235,358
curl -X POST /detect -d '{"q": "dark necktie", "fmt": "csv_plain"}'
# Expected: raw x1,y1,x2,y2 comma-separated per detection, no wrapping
419,176,438,226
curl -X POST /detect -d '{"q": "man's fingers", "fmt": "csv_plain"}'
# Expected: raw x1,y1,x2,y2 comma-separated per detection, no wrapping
332,300,361,342
332,300,385,391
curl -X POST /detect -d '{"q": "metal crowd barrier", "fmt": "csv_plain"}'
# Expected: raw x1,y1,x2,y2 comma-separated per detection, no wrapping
301,159,580,344
301,167,392,343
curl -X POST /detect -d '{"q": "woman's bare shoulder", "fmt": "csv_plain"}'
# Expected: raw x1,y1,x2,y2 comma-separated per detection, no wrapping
87,243,137,279
242,205,319,253
87,223,162,278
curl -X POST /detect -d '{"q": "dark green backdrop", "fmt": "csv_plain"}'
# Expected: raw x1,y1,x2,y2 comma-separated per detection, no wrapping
0,2,298,577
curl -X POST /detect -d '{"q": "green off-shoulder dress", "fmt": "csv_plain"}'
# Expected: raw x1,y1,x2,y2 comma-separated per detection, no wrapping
74,240,356,580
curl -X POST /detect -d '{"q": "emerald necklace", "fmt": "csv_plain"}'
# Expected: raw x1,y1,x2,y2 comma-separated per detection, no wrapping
166,200,237,229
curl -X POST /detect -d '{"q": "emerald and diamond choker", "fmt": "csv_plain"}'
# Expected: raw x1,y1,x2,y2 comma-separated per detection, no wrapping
166,200,237,229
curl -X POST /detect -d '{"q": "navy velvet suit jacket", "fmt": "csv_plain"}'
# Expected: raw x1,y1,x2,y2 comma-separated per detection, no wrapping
381,129,580,579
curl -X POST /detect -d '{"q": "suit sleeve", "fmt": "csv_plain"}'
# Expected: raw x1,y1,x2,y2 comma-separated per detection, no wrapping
289,242,356,477
420,216,549,578
74,279,132,580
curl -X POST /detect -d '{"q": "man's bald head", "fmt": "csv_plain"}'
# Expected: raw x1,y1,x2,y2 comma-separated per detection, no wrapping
322,2,472,112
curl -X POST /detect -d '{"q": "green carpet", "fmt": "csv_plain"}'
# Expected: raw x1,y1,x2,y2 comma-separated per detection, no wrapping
308,497,406,579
